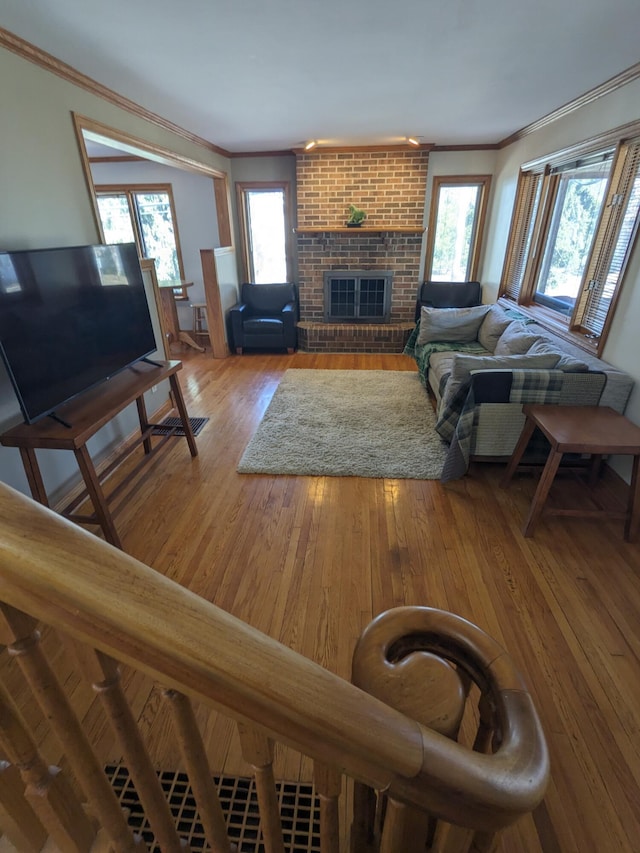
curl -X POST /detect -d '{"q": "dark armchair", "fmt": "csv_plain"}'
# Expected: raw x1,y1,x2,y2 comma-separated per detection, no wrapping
228,283,299,354
415,280,482,320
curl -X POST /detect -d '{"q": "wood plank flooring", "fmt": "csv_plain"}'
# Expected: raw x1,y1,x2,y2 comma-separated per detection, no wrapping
4,350,640,852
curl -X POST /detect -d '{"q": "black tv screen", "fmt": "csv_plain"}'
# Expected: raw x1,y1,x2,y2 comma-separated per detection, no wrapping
0,243,158,424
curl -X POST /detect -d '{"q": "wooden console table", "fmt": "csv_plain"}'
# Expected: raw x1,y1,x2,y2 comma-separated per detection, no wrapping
502,404,640,541
0,360,197,549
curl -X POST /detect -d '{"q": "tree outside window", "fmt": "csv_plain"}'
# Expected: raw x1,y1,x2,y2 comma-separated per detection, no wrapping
499,133,640,354
236,182,293,284
96,184,187,297
426,176,491,282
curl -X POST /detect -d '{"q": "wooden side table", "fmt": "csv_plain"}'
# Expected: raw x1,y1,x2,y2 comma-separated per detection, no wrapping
0,360,198,550
502,405,640,540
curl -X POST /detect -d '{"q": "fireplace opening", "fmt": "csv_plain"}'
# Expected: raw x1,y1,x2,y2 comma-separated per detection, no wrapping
323,270,392,323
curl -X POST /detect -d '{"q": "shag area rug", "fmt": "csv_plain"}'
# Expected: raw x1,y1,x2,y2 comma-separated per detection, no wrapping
237,369,448,479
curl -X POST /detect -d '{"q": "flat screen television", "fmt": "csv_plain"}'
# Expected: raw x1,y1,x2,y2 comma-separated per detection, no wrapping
0,242,158,424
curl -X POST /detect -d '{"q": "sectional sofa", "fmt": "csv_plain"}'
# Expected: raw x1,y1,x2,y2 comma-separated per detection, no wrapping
404,302,634,480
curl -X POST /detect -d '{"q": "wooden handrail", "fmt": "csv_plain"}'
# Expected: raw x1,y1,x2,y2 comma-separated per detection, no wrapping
0,483,548,833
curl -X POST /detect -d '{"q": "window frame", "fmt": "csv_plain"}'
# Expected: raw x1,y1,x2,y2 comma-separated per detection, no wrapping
94,183,188,299
235,181,294,284
498,122,640,355
424,174,492,282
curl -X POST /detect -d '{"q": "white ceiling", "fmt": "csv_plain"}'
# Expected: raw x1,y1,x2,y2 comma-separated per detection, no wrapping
3,0,640,153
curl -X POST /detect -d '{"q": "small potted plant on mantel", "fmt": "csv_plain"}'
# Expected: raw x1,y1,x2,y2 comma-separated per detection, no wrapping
346,204,366,227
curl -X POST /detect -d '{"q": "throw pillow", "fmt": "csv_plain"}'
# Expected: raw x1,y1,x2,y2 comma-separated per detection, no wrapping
417,304,491,345
440,351,561,414
528,338,589,372
477,305,513,353
494,321,542,355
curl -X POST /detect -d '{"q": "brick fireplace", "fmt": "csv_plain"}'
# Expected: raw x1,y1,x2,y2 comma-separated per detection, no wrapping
295,147,429,352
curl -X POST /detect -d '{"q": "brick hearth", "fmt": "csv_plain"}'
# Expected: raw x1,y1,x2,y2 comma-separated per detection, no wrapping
297,320,415,353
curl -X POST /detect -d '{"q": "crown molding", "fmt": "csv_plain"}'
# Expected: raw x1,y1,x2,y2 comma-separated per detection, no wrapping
431,143,500,152
230,149,295,158
4,24,639,157
292,143,434,155
499,60,640,148
0,26,232,159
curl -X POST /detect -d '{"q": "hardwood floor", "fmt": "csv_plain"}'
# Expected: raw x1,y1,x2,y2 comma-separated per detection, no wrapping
5,350,640,851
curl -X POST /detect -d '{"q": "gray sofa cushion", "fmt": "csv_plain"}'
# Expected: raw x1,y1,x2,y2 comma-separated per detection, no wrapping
477,305,512,352
494,321,543,355
417,304,491,345
528,338,589,372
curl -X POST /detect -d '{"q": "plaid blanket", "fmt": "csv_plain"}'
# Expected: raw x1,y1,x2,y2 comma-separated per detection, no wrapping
403,323,486,386
437,369,566,482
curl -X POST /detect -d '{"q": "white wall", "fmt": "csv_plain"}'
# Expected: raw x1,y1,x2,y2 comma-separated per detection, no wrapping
482,79,640,480
0,44,231,502
91,159,221,331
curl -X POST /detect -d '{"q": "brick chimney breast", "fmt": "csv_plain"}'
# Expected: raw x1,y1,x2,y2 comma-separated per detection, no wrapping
295,148,428,349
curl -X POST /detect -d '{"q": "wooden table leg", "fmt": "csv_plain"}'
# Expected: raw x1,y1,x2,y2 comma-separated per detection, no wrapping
624,453,640,542
588,453,603,488
19,447,49,506
73,445,122,549
501,417,537,487
136,394,152,455
168,374,198,458
523,448,564,537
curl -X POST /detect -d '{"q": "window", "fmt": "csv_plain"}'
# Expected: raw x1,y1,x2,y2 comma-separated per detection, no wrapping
500,131,640,354
95,184,187,298
236,182,292,284
425,175,491,281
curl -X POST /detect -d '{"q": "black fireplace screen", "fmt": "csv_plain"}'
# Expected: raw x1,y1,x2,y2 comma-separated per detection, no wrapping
323,271,392,322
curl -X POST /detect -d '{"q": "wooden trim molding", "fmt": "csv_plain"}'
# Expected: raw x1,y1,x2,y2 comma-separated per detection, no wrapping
230,150,295,159
72,114,235,257
74,114,228,179
0,26,231,159
89,155,145,163
432,143,500,152
500,61,640,148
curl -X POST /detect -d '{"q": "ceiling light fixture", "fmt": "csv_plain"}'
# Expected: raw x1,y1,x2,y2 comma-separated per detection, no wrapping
304,140,317,150
407,136,420,147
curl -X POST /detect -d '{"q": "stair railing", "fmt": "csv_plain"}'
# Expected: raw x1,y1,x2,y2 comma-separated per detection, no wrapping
0,483,548,852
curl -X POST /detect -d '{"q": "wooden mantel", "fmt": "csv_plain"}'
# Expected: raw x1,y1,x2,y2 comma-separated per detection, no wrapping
294,227,425,234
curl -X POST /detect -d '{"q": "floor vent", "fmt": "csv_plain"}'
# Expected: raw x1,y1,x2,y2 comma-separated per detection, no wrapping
152,416,209,437
104,765,321,852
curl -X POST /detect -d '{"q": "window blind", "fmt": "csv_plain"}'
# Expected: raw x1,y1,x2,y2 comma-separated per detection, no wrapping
500,172,543,301
577,139,640,338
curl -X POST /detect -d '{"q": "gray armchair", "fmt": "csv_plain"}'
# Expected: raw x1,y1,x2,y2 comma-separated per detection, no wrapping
228,283,299,354
415,280,482,320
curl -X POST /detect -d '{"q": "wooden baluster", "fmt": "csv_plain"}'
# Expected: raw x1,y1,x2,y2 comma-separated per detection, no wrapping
313,762,341,853
70,643,188,853
0,760,48,853
162,689,235,852
469,831,499,852
0,680,96,852
431,822,499,852
0,604,143,852
350,781,378,852
237,723,284,853
380,798,430,853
